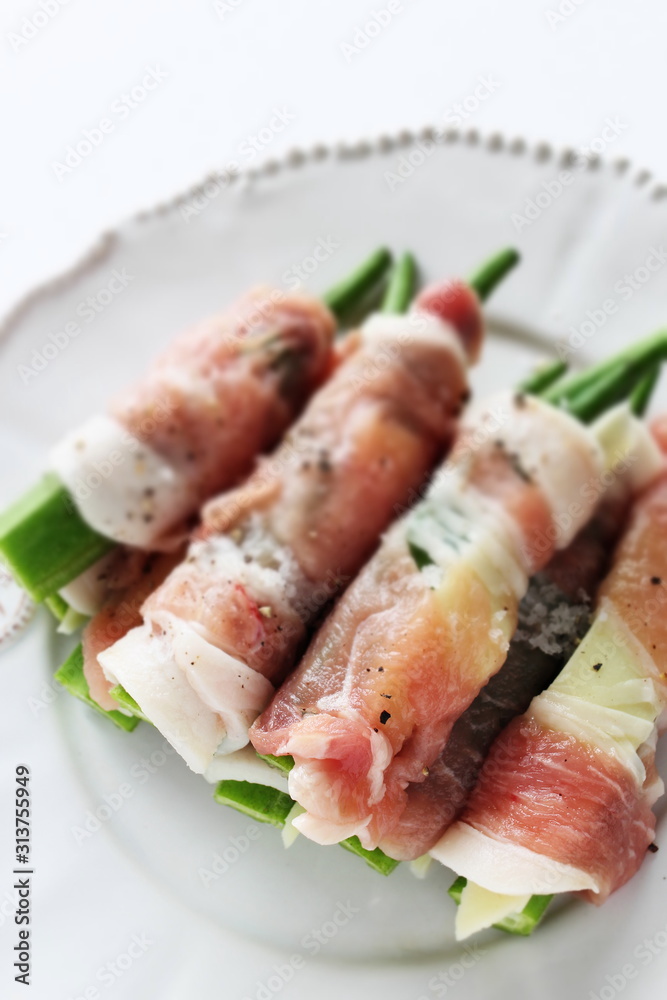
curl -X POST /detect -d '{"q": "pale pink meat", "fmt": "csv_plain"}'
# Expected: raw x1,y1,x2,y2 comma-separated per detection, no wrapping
250,398,603,849
111,288,336,519
436,433,667,902
83,548,184,710
141,288,480,687
460,716,656,903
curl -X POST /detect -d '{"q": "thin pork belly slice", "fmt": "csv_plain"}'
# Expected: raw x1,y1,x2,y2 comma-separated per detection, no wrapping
377,577,593,861
202,311,468,583
51,289,335,549
98,284,484,771
82,547,184,711
432,437,667,936
99,612,274,771
433,708,657,898
378,483,637,861
250,392,620,850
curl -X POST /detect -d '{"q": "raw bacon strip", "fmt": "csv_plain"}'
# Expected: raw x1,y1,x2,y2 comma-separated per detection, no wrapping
50,289,335,549
250,400,652,851
432,429,667,935
98,289,482,774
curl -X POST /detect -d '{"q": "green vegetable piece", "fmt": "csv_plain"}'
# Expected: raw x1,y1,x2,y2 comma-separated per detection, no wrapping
566,353,664,424
214,780,294,828
448,876,552,936
630,363,661,417
447,875,468,904
0,473,114,602
469,248,520,302
493,894,553,936
255,752,295,773
108,685,150,722
545,329,667,407
55,644,139,732
45,593,69,621
323,247,393,322
408,540,435,570
338,835,400,875
381,253,417,314
518,359,567,396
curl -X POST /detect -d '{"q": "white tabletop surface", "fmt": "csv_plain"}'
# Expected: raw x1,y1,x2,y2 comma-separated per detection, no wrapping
2,0,667,319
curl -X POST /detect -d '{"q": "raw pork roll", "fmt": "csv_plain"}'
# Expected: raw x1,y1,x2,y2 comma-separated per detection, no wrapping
378,489,633,861
51,289,336,550
98,281,484,774
432,419,667,938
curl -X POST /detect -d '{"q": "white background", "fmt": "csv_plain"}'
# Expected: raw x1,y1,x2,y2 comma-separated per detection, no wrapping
2,0,667,318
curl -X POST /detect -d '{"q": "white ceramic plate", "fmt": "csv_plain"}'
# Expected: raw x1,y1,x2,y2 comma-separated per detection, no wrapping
2,129,667,1000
